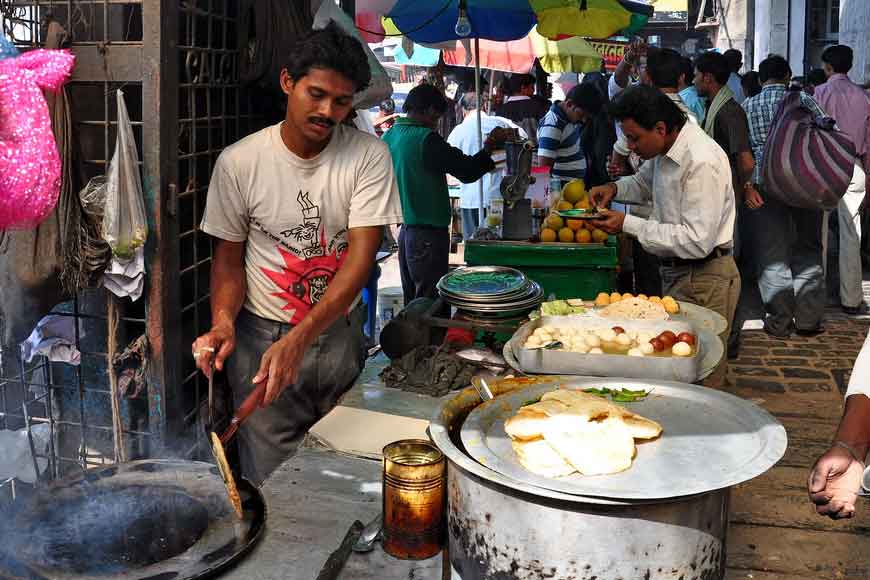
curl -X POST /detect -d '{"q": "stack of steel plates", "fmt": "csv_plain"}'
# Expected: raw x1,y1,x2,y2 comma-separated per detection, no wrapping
437,266,544,318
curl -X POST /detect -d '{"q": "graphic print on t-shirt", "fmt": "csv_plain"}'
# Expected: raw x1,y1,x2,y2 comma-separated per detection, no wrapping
258,191,348,324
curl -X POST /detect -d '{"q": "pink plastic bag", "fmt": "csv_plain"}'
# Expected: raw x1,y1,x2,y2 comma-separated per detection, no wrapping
0,49,75,229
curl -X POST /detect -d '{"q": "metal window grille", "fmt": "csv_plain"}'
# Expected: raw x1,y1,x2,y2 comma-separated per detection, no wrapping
0,0,258,502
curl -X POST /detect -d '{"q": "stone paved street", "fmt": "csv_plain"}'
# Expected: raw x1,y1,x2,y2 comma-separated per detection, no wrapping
721,302,870,579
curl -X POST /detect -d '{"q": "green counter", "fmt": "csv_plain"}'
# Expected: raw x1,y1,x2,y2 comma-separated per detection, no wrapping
464,239,618,300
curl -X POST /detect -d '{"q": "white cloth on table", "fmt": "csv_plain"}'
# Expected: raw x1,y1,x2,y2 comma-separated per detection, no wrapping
616,122,736,260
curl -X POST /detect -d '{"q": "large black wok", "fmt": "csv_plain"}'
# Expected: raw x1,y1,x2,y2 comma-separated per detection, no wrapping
0,459,265,580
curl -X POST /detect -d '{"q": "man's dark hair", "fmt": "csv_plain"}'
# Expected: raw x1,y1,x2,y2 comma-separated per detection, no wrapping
807,68,827,87
680,57,695,86
741,71,762,98
285,22,371,92
822,45,854,74
607,85,687,132
758,54,791,83
508,74,536,96
694,51,731,86
646,48,683,89
566,83,606,115
403,83,449,115
723,48,743,73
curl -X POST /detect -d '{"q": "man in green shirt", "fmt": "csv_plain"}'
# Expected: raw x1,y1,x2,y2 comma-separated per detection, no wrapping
383,84,506,305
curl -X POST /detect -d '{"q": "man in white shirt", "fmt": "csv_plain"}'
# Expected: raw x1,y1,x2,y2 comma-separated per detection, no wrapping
191,23,403,484
808,330,870,519
589,86,740,371
447,93,525,240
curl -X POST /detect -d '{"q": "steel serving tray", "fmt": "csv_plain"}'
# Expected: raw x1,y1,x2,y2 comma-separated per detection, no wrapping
445,283,544,311
509,316,704,383
437,266,528,298
460,378,787,500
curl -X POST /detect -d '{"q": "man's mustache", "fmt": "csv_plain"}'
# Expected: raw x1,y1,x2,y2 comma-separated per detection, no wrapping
308,117,335,128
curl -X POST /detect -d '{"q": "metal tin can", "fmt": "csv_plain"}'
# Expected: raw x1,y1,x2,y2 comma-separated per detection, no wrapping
382,439,446,560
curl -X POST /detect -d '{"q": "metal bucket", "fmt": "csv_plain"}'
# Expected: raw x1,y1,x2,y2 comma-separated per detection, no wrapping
430,383,728,580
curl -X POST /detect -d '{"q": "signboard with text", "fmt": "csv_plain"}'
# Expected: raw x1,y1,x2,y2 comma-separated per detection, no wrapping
588,40,629,71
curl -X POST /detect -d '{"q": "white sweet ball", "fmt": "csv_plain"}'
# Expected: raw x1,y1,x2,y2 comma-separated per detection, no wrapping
570,342,590,353
584,334,601,348
588,347,604,354
615,333,633,346
627,347,644,357
640,342,655,355
600,329,617,342
672,341,692,357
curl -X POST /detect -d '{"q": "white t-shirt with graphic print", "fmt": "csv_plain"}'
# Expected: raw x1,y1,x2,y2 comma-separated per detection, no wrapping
201,122,402,324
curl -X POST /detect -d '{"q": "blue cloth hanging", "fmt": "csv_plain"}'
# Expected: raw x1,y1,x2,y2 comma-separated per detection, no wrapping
0,36,18,60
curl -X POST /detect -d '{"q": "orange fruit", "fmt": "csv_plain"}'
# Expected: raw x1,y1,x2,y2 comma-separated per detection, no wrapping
575,228,592,243
566,219,583,231
574,198,591,210
561,179,587,203
558,227,575,242
591,228,609,243
546,214,564,230
540,228,557,242
556,200,575,212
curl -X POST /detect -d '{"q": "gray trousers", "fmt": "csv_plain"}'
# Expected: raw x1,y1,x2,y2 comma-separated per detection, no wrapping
226,306,366,485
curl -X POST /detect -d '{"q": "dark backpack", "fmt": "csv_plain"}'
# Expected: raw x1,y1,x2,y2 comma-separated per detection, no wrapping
761,91,857,209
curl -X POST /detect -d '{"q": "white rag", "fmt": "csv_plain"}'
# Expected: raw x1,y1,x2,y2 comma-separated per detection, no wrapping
103,246,145,301
20,314,82,365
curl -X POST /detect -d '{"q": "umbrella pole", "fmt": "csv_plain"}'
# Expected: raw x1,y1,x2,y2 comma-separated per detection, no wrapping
475,36,484,226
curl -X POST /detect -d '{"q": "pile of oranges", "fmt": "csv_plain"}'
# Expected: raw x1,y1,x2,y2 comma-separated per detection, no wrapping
540,179,608,245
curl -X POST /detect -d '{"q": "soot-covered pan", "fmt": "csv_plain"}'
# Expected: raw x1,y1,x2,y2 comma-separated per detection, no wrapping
0,459,266,580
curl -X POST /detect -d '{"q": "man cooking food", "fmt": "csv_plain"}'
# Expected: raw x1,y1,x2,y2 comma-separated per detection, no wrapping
588,85,740,371
383,83,510,307
191,23,403,485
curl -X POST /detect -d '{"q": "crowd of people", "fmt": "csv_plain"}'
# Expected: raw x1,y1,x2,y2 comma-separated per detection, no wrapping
378,42,870,520
187,20,870,519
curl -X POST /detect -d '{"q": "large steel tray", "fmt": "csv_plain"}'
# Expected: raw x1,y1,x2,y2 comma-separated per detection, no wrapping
460,378,787,500
508,316,707,383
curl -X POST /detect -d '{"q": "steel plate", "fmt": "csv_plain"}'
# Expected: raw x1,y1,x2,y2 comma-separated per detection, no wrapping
670,301,729,336
439,282,532,303
444,283,544,312
437,266,528,298
460,378,787,500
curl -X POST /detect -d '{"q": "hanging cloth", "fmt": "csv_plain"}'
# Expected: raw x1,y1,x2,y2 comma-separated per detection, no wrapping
0,35,18,60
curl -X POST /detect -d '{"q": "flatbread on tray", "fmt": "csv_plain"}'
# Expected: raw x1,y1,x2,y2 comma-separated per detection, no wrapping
505,389,662,477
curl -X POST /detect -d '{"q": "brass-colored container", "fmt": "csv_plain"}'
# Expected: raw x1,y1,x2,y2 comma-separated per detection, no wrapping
382,439,446,560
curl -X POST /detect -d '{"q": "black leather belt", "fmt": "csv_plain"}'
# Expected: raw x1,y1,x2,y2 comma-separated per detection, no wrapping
660,247,732,268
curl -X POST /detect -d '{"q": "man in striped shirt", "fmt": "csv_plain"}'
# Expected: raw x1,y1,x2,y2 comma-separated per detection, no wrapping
537,84,588,182
743,54,827,338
